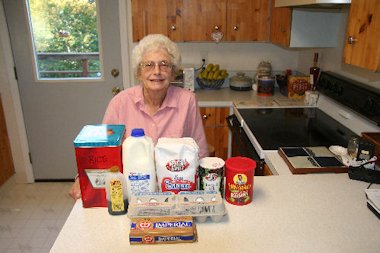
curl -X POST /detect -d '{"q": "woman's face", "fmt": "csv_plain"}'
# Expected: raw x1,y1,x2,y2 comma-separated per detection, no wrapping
138,48,174,93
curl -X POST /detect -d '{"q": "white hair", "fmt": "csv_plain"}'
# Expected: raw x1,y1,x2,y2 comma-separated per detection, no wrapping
131,34,181,78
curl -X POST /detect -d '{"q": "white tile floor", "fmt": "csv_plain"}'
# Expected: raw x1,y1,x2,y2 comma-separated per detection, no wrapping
0,176,75,253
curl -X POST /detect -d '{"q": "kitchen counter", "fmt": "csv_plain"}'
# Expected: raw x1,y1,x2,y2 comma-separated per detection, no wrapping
51,172,380,253
195,87,308,108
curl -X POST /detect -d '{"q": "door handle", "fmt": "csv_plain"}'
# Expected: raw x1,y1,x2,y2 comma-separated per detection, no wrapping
112,86,123,96
111,68,120,78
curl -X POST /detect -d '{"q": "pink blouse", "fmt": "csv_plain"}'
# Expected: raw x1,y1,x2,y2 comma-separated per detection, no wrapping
102,84,209,158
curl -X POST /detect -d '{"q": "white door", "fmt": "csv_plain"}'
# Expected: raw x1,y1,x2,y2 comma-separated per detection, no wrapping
3,0,124,180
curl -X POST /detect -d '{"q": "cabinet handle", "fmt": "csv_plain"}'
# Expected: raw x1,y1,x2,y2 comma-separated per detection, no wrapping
233,26,239,31
170,25,176,31
214,25,220,31
202,114,209,120
347,36,357,45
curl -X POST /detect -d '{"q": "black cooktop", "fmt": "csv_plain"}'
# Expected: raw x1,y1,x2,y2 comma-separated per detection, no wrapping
238,107,357,150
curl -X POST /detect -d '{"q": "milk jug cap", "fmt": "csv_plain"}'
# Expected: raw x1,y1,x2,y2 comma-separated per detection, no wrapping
131,128,145,137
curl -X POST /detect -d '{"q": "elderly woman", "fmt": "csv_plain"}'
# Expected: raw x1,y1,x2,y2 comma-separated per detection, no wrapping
69,34,208,199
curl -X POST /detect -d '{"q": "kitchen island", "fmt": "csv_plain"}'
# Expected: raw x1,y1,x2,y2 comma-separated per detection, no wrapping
51,163,380,252
51,87,380,252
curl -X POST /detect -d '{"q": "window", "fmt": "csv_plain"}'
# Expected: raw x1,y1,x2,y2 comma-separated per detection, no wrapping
27,0,102,79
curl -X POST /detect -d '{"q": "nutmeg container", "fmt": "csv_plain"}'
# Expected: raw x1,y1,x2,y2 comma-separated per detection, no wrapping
225,157,256,206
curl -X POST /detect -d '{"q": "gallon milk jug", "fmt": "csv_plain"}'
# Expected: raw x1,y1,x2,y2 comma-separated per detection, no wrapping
123,128,156,200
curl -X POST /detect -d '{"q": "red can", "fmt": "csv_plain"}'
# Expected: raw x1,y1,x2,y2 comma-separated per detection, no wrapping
74,124,125,208
225,157,256,205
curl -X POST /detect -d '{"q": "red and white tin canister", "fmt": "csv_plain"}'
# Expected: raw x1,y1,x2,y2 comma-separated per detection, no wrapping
225,156,256,205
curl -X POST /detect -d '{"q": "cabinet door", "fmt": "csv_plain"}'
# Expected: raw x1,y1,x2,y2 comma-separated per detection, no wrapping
343,0,380,71
269,0,291,46
200,107,230,160
227,0,270,41
183,0,227,42
131,0,183,42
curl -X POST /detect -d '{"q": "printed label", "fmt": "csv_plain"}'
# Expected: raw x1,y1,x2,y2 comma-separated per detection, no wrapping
110,179,124,212
166,159,189,172
85,169,109,189
202,173,221,192
133,220,193,230
228,173,252,204
161,177,196,193
153,221,193,229
128,172,152,194
142,235,154,243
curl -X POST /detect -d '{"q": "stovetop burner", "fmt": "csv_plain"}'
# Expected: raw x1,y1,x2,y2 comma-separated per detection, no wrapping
238,107,357,150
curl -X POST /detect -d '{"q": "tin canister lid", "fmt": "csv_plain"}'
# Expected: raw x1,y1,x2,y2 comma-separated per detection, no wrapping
199,157,225,169
225,156,256,172
73,124,125,147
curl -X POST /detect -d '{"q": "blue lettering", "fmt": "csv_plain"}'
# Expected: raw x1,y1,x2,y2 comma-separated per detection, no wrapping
163,179,191,190
128,174,150,180
153,221,193,229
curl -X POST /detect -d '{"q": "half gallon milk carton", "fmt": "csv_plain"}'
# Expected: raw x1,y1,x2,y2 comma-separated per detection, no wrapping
123,128,156,200
74,124,125,208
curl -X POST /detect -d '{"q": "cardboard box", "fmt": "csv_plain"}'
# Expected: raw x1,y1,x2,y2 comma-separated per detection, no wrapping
73,124,125,208
130,216,197,244
286,75,311,99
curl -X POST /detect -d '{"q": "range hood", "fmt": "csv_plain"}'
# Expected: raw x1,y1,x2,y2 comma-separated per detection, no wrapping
275,0,351,8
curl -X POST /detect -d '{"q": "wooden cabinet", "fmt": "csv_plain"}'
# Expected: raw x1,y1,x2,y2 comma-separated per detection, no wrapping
226,0,270,41
132,0,270,42
183,0,226,42
0,94,15,186
269,0,340,48
200,107,230,160
343,0,380,71
131,0,183,42
269,0,291,47
184,0,269,42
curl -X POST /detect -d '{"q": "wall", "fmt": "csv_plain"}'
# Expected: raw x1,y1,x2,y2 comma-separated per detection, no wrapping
129,41,300,84
178,42,299,73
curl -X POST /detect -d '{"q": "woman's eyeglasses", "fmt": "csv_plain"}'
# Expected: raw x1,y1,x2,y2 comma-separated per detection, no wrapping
139,61,173,72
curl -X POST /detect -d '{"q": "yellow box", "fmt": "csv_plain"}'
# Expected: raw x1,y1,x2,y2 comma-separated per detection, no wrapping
129,216,197,244
287,75,311,99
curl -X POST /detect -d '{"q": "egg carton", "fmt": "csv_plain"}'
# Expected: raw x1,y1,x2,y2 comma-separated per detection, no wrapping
127,190,227,223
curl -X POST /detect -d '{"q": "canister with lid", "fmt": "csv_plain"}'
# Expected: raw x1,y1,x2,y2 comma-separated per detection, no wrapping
225,156,256,205
229,72,252,91
199,157,225,196
73,124,125,208
257,76,275,96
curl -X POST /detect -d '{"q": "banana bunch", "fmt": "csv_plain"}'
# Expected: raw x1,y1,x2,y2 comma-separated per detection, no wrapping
198,64,229,81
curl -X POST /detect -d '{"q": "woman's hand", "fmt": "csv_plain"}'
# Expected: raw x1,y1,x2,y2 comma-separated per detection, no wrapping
69,177,81,200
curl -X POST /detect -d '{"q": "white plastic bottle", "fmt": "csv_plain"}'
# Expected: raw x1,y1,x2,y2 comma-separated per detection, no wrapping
123,128,156,200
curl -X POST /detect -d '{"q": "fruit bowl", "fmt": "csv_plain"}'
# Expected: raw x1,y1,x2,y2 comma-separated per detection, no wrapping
196,77,226,89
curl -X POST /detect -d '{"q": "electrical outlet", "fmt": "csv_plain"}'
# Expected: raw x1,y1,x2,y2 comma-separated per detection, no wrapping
200,51,208,65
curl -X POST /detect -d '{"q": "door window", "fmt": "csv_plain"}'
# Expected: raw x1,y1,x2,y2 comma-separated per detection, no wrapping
27,0,102,79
